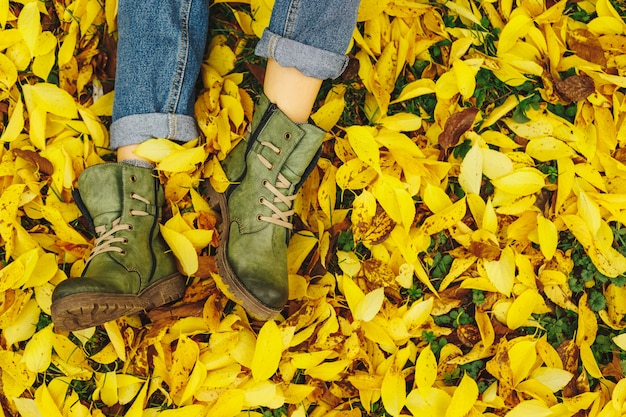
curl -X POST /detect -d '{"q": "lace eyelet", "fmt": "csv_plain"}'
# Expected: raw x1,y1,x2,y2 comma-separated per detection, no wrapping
127,224,133,230
256,214,263,222
120,250,127,255
123,238,128,244
284,132,292,140
262,179,268,186
130,175,137,183
259,197,265,204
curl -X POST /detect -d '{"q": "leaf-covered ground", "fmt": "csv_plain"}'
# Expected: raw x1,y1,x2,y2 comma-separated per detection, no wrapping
2,0,626,416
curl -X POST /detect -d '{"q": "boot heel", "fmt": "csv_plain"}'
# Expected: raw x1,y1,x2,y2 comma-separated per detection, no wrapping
140,273,186,308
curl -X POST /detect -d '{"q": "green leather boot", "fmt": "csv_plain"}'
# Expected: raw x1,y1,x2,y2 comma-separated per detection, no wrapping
206,95,325,319
51,163,185,331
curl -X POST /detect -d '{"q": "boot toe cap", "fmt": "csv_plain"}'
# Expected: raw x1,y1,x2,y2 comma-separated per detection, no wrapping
52,277,125,301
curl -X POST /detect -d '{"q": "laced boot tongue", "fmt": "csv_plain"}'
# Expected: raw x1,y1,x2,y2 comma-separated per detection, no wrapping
255,124,325,229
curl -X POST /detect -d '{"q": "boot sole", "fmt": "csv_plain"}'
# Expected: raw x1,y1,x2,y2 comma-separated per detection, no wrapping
205,184,282,320
50,273,186,332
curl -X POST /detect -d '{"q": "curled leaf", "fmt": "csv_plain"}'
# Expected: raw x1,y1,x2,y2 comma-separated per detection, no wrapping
438,108,479,159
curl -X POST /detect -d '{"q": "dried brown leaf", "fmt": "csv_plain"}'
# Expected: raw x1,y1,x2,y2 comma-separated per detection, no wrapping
362,258,396,287
438,108,479,159
13,149,54,175
555,74,595,102
353,205,396,245
468,241,501,261
568,29,607,66
456,324,481,347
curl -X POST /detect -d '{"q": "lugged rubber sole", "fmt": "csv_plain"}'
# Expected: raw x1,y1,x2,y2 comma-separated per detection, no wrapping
205,184,282,321
50,273,186,332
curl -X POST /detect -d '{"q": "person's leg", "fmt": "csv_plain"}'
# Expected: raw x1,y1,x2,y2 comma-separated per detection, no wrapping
210,0,360,319
51,0,210,332
259,0,359,121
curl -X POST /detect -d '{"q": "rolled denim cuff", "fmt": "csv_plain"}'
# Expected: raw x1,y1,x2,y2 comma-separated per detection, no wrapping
110,113,199,149
255,29,349,80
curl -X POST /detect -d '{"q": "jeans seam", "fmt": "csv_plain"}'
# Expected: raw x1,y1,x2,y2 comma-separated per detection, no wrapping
283,0,299,39
166,0,192,115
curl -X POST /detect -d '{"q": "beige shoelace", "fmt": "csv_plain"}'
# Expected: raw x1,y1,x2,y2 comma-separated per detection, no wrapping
256,141,296,229
86,192,151,262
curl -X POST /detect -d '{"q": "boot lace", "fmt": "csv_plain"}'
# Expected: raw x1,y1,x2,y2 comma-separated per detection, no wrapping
256,141,295,229
86,192,151,262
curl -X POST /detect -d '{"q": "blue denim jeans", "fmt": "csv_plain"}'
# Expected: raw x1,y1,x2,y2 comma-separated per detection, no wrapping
110,0,360,149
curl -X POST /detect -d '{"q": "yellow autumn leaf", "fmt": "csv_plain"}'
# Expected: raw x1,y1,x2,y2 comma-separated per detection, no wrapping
497,13,532,55
169,335,200,403
304,359,350,381
505,400,553,417
613,333,626,350
481,148,514,180
577,191,602,236
206,388,245,417
341,274,381,322
207,39,236,76
506,288,543,329
445,373,478,417
529,367,573,392
436,70,460,100
371,175,415,229
391,78,436,103
103,320,126,362
336,157,378,190
134,138,183,162
490,167,545,195
22,82,78,120
579,341,603,379
453,59,478,100
381,355,407,417
484,246,515,296
414,345,437,395
420,197,466,235
378,112,422,132
537,215,558,260
406,387,452,417
509,339,537,386
311,85,346,131
4,298,40,346
403,297,434,333
159,223,198,275
38,204,89,245
0,95,24,142
288,231,318,274
157,146,206,172
22,323,54,373
458,141,483,195
221,94,244,128
182,229,213,251
178,361,207,405
337,251,361,277
17,2,40,58
124,381,149,417
354,287,385,322
526,136,575,161
423,183,452,213
251,320,283,381
290,351,334,369
576,293,598,346
357,0,390,21
346,125,382,175
482,96,525,129
318,163,337,219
